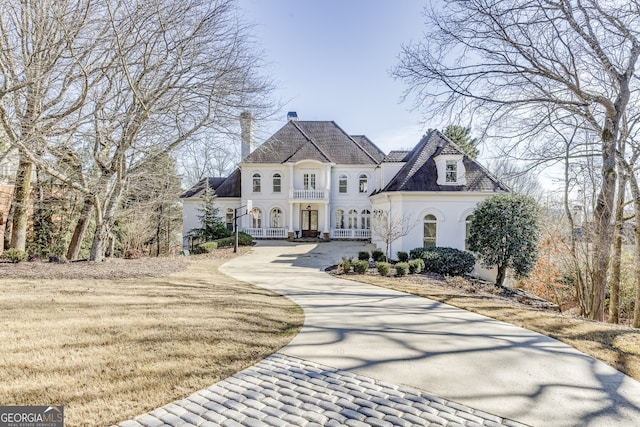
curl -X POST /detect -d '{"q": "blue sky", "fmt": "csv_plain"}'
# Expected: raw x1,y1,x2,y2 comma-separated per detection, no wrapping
238,0,429,154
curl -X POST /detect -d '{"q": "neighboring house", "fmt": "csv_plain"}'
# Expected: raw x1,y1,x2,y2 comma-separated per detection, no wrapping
181,115,509,269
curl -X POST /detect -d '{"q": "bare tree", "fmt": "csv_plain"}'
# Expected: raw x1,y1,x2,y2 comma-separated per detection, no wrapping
0,0,94,251
370,210,414,262
394,0,640,321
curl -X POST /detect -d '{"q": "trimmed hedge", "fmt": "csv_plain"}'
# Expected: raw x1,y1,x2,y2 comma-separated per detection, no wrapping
408,258,424,274
377,262,391,277
353,260,369,274
194,232,253,254
397,251,409,262
341,257,352,273
409,246,475,276
395,262,409,276
358,251,370,261
371,249,385,262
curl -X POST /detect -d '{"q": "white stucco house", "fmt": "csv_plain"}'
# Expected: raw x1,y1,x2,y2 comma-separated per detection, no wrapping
181,114,509,266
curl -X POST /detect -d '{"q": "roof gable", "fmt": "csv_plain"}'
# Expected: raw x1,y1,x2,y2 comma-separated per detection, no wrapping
180,170,241,199
381,130,509,193
242,121,382,165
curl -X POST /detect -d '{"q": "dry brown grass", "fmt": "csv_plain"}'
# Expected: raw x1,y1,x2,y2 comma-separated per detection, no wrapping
341,272,640,382
0,248,303,427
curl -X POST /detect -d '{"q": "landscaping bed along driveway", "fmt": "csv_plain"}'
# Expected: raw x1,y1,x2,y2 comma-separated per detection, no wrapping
120,241,640,427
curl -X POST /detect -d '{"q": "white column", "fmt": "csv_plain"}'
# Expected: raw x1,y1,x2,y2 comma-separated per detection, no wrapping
324,204,330,234
288,202,294,232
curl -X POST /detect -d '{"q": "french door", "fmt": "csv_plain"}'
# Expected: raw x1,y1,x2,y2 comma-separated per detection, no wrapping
301,210,318,237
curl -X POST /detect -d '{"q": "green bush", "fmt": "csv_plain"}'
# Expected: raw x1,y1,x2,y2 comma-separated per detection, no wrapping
397,251,409,262
358,251,370,261
4,249,27,263
341,257,352,273
215,232,254,248
408,258,424,274
371,249,386,262
395,262,409,276
410,246,475,276
193,232,253,253
353,260,369,274
377,262,391,277
193,241,218,254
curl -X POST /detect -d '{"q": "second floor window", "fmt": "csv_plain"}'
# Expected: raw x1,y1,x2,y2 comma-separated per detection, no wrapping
252,173,261,192
304,173,316,190
339,174,348,193
273,173,281,193
359,174,368,193
446,161,457,183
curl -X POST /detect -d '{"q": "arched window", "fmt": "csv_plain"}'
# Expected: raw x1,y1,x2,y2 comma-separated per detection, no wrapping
423,214,437,248
335,209,345,229
252,208,262,228
252,173,261,192
348,209,358,229
338,174,348,193
226,208,234,231
358,174,368,193
361,209,371,229
465,214,474,250
272,173,281,193
271,208,283,228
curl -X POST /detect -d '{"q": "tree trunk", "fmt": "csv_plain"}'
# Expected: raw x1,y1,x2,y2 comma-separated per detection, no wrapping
608,170,627,323
496,264,508,287
89,176,124,262
589,119,619,321
1,202,13,252
627,171,640,328
9,156,33,251
66,196,94,260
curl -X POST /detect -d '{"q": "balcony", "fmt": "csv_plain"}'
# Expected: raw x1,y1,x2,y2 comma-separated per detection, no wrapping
289,189,327,200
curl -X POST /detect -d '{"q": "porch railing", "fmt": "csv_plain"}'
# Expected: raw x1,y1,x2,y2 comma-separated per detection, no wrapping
331,229,371,239
244,227,287,238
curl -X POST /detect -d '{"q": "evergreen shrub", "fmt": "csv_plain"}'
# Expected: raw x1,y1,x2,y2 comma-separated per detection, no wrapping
377,262,391,277
397,251,409,262
4,249,27,263
358,251,370,261
353,260,369,274
371,249,385,262
341,257,352,273
409,247,475,276
395,262,409,276
408,258,424,274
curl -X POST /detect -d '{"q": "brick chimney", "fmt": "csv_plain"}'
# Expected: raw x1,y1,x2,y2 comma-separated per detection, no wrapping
240,111,254,160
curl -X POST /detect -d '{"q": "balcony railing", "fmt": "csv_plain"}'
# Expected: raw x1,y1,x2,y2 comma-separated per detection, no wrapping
289,189,327,200
331,229,371,239
244,227,287,239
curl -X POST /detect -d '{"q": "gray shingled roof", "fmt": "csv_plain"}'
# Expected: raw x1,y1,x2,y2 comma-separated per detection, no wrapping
380,130,509,193
242,121,382,165
351,135,386,163
180,170,241,199
384,150,411,162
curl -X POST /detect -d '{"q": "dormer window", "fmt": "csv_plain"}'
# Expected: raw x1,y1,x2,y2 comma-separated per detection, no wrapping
434,155,466,186
446,161,457,183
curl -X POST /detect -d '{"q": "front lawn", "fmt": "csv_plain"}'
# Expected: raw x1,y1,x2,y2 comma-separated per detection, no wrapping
0,248,303,427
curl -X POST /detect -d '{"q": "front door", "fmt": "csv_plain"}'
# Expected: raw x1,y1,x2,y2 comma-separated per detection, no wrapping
301,210,318,237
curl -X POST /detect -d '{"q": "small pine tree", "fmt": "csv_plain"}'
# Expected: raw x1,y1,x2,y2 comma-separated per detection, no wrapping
443,125,480,159
190,186,231,241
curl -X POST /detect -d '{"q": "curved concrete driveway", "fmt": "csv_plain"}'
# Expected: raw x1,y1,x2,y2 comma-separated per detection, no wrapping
220,241,640,427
